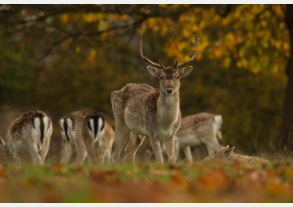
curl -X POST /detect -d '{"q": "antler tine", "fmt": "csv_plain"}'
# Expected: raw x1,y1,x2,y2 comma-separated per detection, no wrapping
158,59,165,68
139,34,164,68
177,35,199,68
174,59,178,68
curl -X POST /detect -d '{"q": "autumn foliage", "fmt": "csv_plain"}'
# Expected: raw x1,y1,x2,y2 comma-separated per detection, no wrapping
0,162,293,202
0,5,290,155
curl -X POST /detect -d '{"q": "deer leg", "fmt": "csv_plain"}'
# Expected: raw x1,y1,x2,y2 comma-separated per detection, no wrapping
23,139,42,165
183,146,193,163
124,133,145,164
40,124,52,164
105,139,114,164
164,136,176,165
84,138,97,164
113,126,130,163
174,138,180,162
97,139,110,164
6,135,21,164
203,135,223,156
150,138,164,164
40,136,51,164
75,137,88,165
60,141,72,164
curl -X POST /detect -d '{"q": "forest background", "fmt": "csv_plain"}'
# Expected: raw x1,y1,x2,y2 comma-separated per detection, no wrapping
0,4,292,159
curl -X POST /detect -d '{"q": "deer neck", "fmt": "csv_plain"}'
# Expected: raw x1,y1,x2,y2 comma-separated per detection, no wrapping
157,90,180,125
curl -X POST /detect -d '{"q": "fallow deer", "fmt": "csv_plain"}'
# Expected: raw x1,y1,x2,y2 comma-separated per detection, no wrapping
59,111,88,164
5,110,53,165
82,112,114,164
111,34,199,164
0,136,14,165
174,112,223,163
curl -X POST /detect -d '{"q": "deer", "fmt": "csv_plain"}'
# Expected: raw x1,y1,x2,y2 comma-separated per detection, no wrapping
82,112,115,164
111,34,199,164
174,112,224,163
0,136,14,165
5,110,53,165
59,111,88,164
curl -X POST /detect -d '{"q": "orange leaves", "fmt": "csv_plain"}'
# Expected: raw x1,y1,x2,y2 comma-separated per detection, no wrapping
60,14,68,24
87,49,96,63
196,169,228,192
1,162,293,202
0,168,7,180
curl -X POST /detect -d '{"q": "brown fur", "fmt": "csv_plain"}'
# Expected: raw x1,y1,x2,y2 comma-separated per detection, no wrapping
6,110,53,165
175,113,223,162
82,112,115,164
203,145,270,164
111,65,193,164
59,111,88,164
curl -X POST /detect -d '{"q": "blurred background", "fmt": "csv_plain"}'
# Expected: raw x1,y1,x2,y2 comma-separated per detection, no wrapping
0,4,292,161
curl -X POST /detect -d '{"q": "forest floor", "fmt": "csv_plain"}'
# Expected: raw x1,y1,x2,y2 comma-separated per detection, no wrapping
0,161,293,202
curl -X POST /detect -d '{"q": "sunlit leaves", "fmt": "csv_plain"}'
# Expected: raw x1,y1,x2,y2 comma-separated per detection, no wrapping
138,5,288,75
51,5,289,76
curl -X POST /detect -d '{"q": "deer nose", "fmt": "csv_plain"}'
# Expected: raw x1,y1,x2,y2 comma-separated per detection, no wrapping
166,88,174,94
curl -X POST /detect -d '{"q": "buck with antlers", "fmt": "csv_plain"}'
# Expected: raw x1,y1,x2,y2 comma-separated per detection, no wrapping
5,110,53,165
111,34,199,164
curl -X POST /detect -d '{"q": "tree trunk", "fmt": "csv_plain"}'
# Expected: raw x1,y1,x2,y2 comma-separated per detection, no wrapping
278,5,293,152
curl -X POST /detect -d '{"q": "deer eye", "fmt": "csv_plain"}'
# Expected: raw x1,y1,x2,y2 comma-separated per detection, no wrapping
176,76,180,79
160,76,163,80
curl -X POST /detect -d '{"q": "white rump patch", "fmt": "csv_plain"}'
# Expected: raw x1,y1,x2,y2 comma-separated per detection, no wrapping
59,118,64,131
67,118,74,141
32,117,41,150
59,118,66,141
32,118,41,136
214,115,223,130
67,118,73,131
94,118,105,144
98,118,103,133
43,116,50,139
88,118,95,139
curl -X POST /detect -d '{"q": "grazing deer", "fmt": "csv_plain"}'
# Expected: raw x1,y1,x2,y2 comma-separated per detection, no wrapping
59,111,88,164
111,34,199,164
174,113,223,163
82,112,114,164
0,137,14,165
5,110,53,165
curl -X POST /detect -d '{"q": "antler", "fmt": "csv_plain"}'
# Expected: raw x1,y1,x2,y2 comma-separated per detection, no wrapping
176,35,199,68
139,34,165,68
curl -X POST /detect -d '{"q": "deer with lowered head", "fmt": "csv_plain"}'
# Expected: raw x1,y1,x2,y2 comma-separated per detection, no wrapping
111,34,199,164
82,112,115,164
5,110,53,165
0,136,14,165
174,112,223,163
59,111,88,164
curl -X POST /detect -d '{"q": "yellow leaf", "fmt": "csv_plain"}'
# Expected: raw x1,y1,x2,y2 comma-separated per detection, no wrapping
61,14,68,24
75,46,81,54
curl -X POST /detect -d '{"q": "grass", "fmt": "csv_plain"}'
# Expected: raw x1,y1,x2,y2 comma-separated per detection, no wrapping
1,161,293,202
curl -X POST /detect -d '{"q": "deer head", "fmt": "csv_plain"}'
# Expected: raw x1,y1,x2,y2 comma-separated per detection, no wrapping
0,137,13,164
139,34,199,95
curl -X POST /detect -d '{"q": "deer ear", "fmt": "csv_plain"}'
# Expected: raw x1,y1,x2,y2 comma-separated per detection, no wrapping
146,66,160,78
178,66,193,78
